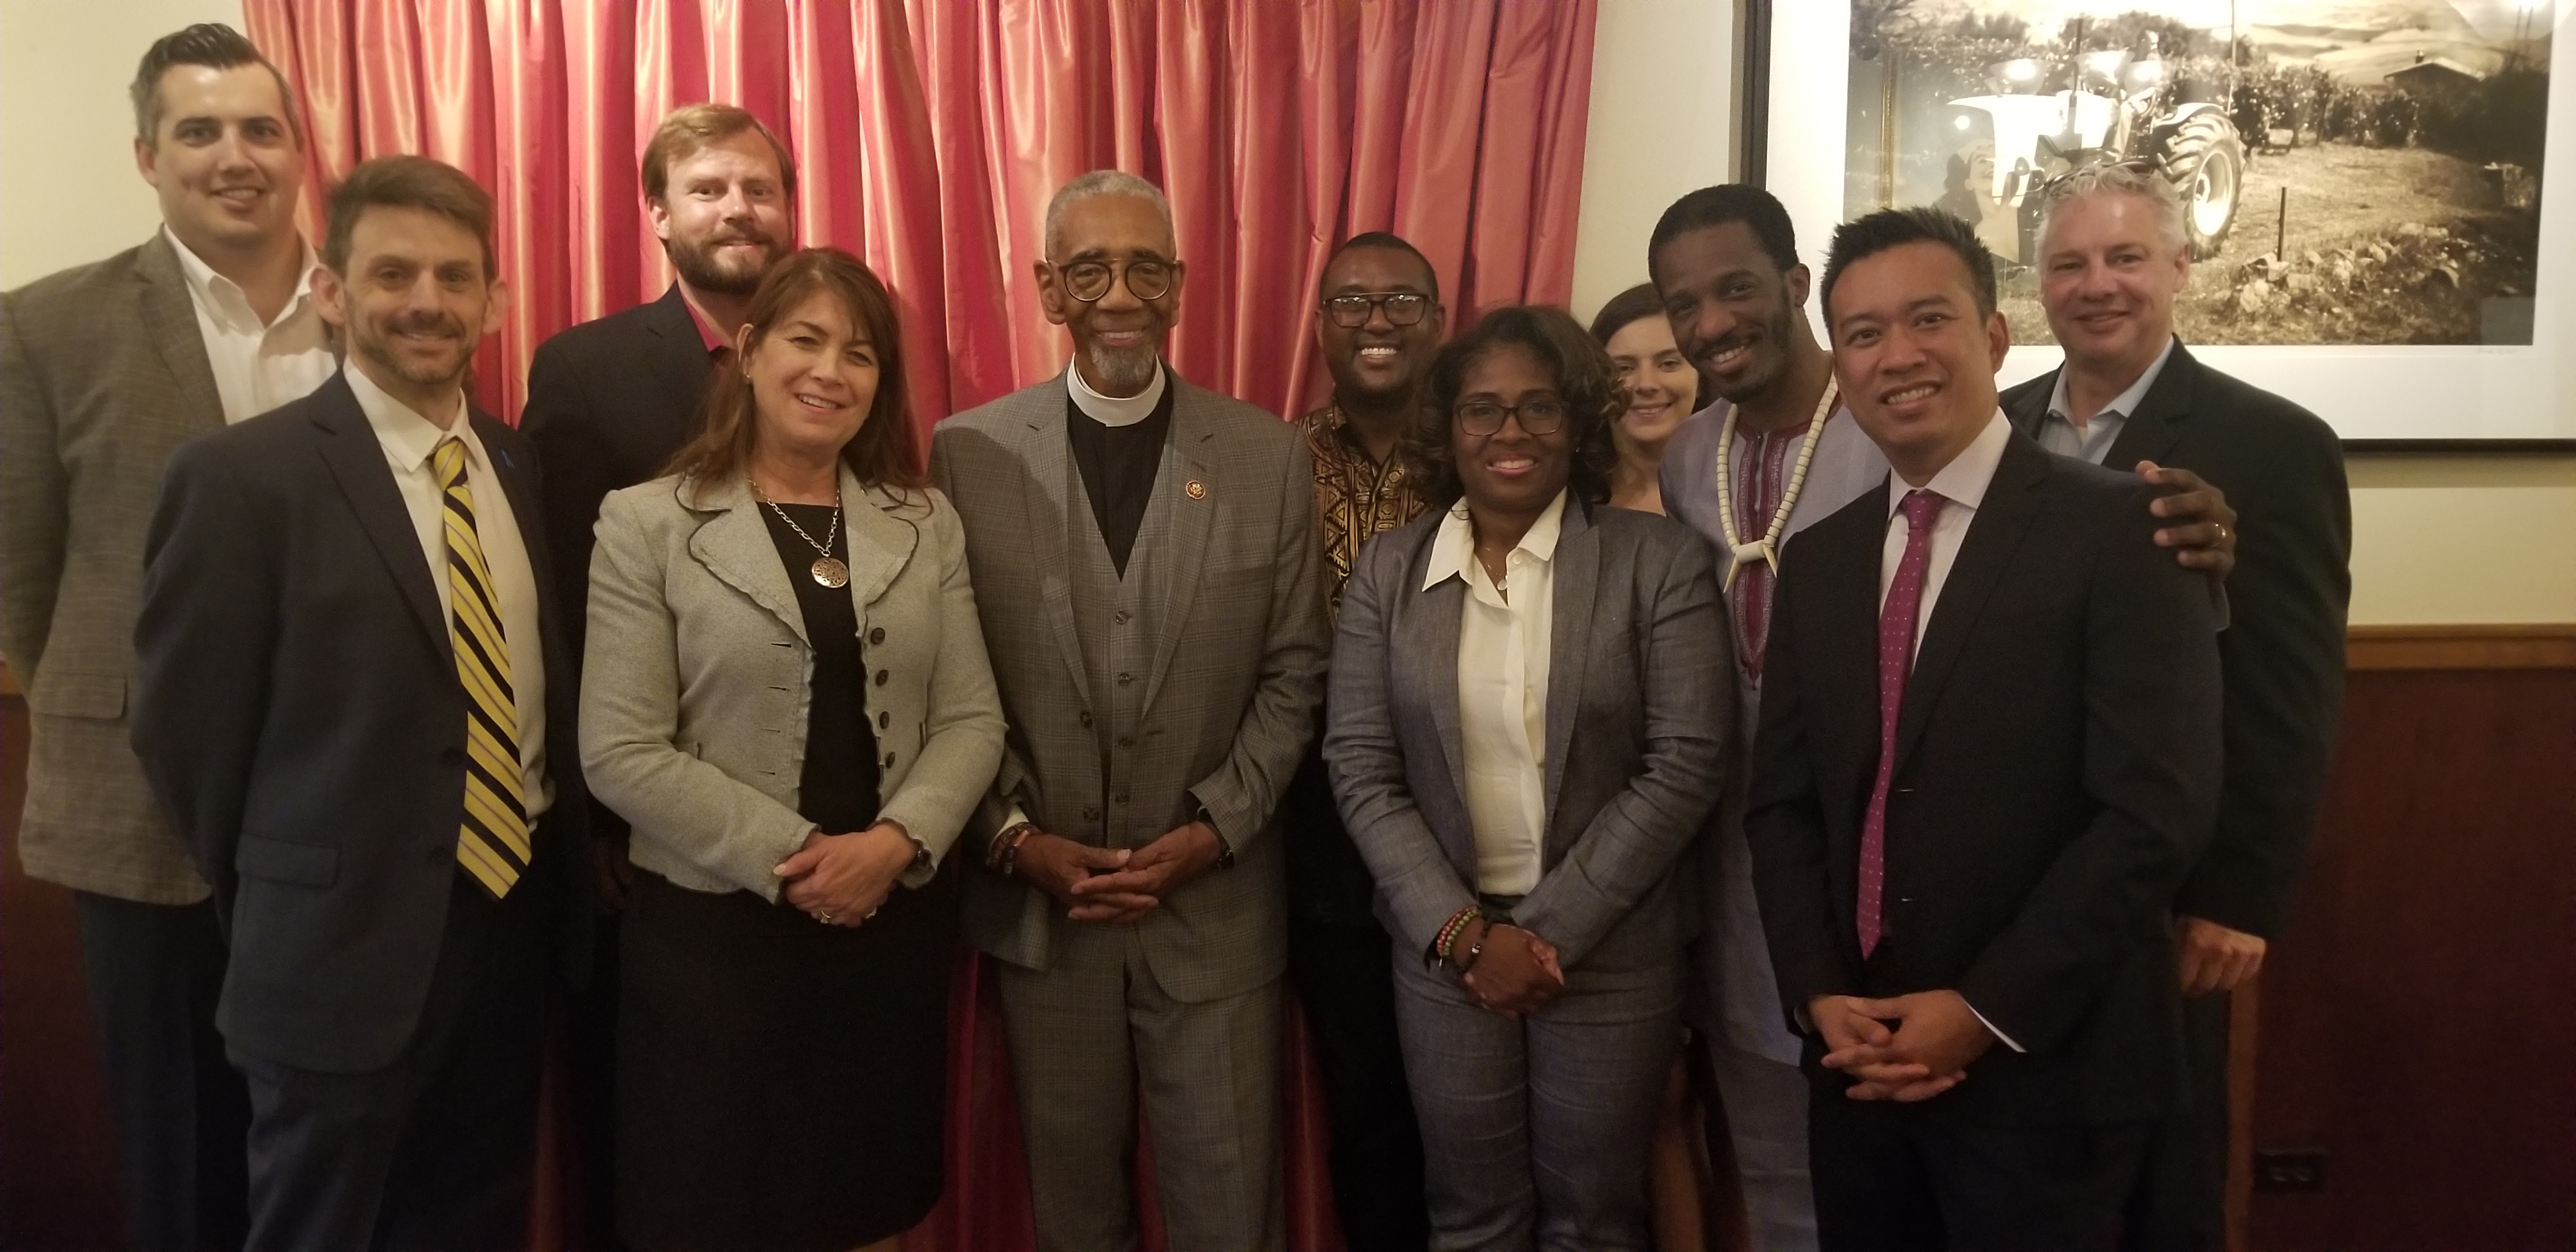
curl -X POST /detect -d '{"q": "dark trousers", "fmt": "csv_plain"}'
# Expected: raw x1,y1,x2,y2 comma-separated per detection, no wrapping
1287,915,1429,1252
564,908,625,1251
233,870,550,1252
2122,991,2229,1252
73,892,253,1252
1809,1085,2151,1252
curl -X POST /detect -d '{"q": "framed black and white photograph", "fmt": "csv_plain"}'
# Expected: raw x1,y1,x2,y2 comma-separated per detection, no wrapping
1745,0,2576,447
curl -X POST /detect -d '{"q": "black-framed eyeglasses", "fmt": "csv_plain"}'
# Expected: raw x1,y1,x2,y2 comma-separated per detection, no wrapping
1051,257,1176,302
1322,291,1431,328
1453,397,1567,436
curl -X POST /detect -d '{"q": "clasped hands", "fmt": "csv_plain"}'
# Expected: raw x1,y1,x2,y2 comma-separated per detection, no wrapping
774,821,917,927
1807,989,1997,1103
1455,916,1565,1019
1015,821,1223,923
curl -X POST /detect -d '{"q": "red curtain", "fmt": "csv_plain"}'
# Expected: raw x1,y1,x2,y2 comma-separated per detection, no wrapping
237,3,1598,1248
243,0,1596,437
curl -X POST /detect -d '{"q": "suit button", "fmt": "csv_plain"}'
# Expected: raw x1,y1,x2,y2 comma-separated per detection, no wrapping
875,669,889,687
1116,736,1135,749
1114,611,1130,625
1078,712,1093,728
1084,805,1101,820
440,747,464,768
427,845,448,866
878,710,891,729
1117,672,1133,686
1113,793,1130,805
869,627,886,645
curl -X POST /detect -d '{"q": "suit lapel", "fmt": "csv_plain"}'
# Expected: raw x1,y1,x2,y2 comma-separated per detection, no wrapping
838,472,916,611
1540,501,1597,824
1891,437,2050,772
1811,487,1889,788
135,234,229,433
682,475,811,646
2003,367,2057,441
1013,392,1094,717
1406,538,1473,816
644,284,716,445
2101,340,2197,470
476,413,555,623
310,374,449,659
1139,385,1214,713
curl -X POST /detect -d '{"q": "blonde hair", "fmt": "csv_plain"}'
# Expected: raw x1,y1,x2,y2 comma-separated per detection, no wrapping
641,103,796,204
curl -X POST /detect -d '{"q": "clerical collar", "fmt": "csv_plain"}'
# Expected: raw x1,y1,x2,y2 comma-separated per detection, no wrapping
1066,357,1169,427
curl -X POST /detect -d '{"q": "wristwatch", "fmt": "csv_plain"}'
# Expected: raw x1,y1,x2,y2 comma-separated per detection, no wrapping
1196,807,1236,870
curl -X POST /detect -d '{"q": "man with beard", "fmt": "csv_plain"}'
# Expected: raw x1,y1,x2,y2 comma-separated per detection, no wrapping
132,156,592,1249
518,103,792,1244
1284,231,1444,1251
1650,185,2239,1251
1,25,331,1248
930,170,1328,1252
2004,165,2348,1252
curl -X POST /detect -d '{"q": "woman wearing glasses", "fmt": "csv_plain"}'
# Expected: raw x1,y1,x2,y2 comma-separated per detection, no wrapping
580,248,1004,1250
1324,305,1733,1249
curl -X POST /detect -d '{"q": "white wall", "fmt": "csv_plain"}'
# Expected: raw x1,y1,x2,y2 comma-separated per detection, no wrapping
1570,2,2576,627
0,0,249,290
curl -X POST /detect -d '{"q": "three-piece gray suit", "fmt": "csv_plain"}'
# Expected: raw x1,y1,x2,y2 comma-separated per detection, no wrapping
929,369,1328,1251
1323,499,1733,1250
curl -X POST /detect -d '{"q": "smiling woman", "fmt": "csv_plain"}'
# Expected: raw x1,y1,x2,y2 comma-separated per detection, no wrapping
1590,282,1701,514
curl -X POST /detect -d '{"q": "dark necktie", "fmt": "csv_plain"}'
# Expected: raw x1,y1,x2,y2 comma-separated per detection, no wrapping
1857,488,1945,957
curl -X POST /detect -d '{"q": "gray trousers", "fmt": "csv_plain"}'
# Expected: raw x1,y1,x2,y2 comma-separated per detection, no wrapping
1705,1037,1820,1252
994,923,1285,1252
1393,951,1682,1252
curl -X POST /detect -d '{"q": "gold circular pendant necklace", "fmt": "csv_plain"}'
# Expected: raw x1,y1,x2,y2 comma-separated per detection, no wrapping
752,477,850,588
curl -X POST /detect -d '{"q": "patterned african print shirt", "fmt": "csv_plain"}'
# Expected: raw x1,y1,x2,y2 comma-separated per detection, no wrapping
1301,402,1427,621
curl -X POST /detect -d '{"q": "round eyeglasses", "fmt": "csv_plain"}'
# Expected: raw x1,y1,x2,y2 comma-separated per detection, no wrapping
1322,291,1431,328
1052,258,1175,303
1453,397,1567,436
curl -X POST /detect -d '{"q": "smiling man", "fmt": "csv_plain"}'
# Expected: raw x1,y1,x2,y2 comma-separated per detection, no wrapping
2005,164,2350,1252
516,101,797,1248
131,156,592,1251
930,170,1328,1252
0,25,334,1249
1282,231,1445,1251
1744,207,2222,1251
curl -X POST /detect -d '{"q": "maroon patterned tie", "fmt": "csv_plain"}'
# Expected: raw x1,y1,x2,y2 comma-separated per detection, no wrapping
1857,489,1945,958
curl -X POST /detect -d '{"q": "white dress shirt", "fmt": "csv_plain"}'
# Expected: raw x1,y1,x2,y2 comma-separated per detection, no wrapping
1877,408,2022,1051
346,365,552,818
1066,356,1169,426
1424,491,1566,896
164,226,336,424
2037,335,2175,465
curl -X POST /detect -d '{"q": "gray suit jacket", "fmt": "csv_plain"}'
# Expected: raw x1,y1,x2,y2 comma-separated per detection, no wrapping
1,233,234,903
930,372,1328,1004
1324,500,1733,973
580,471,1006,899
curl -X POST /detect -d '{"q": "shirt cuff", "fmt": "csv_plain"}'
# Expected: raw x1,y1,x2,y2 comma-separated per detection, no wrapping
1963,998,2027,1053
2209,581,2232,632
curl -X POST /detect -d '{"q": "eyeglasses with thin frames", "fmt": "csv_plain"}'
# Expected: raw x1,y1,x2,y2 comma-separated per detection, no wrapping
1453,397,1567,436
1321,291,1431,328
1049,257,1176,303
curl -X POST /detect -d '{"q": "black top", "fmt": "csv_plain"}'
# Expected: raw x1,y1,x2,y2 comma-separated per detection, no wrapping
760,501,882,834
1064,380,1176,576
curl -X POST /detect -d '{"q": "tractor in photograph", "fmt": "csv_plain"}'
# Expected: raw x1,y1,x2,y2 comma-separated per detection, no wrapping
1937,44,2245,264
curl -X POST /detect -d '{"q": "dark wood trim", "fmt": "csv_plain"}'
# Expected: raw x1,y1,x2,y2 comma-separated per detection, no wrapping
0,663,15,699
1739,0,1772,187
2346,624,2576,671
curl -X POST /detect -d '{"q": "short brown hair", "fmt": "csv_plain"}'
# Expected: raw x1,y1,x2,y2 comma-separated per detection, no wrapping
664,248,924,494
321,156,497,279
641,103,797,204
1406,305,1623,508
131,23,302,149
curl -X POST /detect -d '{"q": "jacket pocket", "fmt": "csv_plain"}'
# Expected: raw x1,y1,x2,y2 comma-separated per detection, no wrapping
236,836,339,887
27,668,125,719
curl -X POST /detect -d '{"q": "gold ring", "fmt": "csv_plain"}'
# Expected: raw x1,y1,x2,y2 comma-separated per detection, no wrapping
865,906,880,920
818,911,834,925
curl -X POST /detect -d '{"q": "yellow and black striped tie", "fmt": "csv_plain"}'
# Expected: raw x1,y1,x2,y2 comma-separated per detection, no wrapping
435,438,531,898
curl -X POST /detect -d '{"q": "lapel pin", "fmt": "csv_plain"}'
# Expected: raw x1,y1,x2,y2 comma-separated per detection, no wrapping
1184,479,1206,500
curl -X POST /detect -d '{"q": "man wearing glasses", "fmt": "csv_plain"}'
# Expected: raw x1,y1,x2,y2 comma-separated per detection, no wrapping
930,169,1330,1252
1282,233,1446,1250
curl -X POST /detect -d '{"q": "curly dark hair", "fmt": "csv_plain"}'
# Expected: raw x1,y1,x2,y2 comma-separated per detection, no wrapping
1404,305,1622,509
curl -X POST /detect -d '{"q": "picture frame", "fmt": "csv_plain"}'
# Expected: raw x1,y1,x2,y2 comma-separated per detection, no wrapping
1739,0,2575,451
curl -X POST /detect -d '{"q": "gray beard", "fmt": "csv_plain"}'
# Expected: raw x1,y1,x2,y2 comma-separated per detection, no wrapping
1085,341,1160,395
